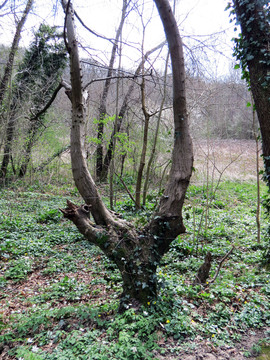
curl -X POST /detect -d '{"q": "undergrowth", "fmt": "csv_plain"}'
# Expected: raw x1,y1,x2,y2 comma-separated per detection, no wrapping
0,181,270,359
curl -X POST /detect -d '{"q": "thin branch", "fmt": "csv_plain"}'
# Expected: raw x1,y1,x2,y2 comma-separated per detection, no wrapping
29,82,64,121
115,172,136,205
209,246,235,284
0,0,8,10
83,73,151,91
33,145,70,173
74,9,115,45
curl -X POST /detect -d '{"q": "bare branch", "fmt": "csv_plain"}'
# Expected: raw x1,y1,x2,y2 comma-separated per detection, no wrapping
74,9,115,44
83,73,151,90
29,82,64,121
0,0,8,10
115,172,136,205
33,145,70,173
209,246,235,284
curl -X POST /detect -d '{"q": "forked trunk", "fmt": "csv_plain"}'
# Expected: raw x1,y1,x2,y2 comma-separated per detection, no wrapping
61,0,193,308
60,201,159,308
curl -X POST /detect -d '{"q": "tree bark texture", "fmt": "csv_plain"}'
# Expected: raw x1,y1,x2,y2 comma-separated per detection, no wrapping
149,0,193,247
62,0,193,308
232,0,270,187
0,111,16,179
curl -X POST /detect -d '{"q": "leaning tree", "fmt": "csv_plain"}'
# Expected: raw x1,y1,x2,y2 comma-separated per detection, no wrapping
61,0,193,310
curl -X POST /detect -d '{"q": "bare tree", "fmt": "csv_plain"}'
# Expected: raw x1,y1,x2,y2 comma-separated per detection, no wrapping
99,41,166,183
60,0,193,310
142,51,170,205
95,0,129,181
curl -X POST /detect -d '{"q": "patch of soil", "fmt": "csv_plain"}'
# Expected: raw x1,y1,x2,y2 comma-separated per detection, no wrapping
155,328,270,360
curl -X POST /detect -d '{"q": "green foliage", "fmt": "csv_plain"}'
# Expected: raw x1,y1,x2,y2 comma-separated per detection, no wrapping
227,0,270,88
32,276,89,303
37,208,62,224
15,24,67,110
1,181,270,358
4,257,33,281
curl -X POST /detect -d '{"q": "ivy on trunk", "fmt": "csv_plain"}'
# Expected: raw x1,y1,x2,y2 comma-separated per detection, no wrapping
229,0,270,187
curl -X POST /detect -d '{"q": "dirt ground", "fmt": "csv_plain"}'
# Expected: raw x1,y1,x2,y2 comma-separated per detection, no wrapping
153,327,270,360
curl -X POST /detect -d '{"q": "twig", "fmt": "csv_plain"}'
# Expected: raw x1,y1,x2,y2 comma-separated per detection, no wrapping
29,82,64,121
115,172,136,205
209,246,234,284
83,73,150,91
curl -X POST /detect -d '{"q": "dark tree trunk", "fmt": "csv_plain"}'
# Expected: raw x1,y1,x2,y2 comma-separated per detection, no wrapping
232,0,270,187
149,0,193,240
18,121,39,177
135,79,151,210
60,201,158,310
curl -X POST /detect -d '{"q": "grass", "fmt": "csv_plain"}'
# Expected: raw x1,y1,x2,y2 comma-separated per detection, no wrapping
1,179,270,359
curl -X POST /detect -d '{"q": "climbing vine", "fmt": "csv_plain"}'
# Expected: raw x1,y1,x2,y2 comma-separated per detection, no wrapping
226,0,270,89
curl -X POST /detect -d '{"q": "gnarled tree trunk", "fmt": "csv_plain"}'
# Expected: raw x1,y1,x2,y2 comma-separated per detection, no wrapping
61,0,193,310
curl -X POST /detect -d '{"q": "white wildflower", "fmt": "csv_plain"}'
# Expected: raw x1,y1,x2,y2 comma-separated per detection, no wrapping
131,346,137,353
32,345,39,353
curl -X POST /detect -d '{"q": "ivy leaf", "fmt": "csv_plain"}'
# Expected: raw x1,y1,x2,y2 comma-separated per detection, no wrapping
246,54,254,61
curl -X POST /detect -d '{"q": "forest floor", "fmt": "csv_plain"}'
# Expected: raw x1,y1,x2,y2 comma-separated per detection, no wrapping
1,140,270,360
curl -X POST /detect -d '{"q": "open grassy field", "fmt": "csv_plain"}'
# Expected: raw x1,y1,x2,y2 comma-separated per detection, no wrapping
0,140,270,360
193,139,263,183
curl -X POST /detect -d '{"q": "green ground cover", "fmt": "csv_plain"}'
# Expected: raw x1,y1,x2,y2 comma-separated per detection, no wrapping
0,181,270,359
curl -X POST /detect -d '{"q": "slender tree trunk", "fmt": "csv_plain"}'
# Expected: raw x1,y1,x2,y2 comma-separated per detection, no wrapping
18,121,39,177
135,78,151,210
0,112,16,180
62,0,117,226
96,0,128,181
0,0,34,111
0,0,34,180
143,51,170,205
100,41,166,182
252,97,261,243
149,0,193,247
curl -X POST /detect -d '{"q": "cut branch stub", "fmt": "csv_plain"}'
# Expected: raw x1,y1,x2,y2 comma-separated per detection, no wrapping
193,252,212,285
60,200,91,220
